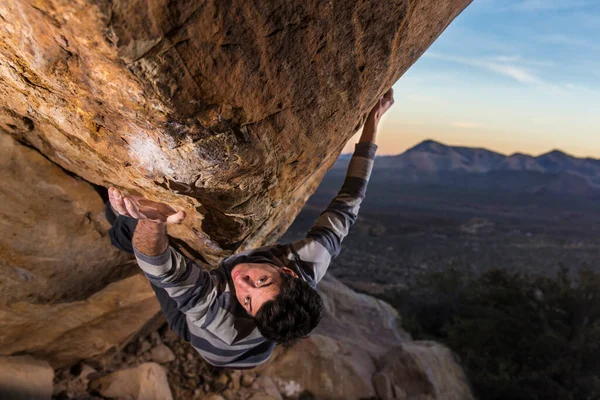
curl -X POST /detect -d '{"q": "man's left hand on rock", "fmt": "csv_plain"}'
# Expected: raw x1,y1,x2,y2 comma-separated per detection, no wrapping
108,187,186,224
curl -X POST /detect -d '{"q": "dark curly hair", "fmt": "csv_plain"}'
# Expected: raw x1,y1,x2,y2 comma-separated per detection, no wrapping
254,273,324,346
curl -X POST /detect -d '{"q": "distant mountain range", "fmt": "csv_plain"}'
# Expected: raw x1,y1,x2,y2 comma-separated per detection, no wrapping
337,140,600,196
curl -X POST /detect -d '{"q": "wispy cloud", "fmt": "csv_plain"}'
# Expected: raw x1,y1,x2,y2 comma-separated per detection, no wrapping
539,34,600,51
423,52,592,94
425,52,542,84
485,63,541,84
491,55,521,63
452,121,480,129
490,55,554,68
508,0,596,12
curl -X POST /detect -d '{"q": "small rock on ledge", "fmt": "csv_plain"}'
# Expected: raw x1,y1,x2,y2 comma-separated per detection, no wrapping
0,355,54,400
89,362,173,400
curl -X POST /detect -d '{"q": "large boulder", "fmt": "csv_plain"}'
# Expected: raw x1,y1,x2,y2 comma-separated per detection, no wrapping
0,0,471,263
0,356,54,400
259,333,378,399
257,275,407,398
257,275,473,400
0,0,472,388
0,133,131,304
0,133,159,368
0,275,160,368
314,271,411,355
373,342,474,400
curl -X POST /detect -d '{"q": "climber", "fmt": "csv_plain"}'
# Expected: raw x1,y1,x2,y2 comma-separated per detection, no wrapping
106,89,395,368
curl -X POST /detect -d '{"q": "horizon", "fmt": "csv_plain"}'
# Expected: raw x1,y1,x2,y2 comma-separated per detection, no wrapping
344,0,600,159
343,138,600,159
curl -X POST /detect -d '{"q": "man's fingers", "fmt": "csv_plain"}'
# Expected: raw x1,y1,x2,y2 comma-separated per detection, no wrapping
124,197,146,220
380,88,395,113
110,187,183,223
383,90,394,106
108,187,130,217
166,211,186,224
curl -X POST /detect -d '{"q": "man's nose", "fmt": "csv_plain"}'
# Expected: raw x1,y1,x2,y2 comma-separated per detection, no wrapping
242,274,256,288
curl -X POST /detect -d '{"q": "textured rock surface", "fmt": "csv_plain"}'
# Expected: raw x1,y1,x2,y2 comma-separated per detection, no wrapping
150,344,176,364
0,355,54,400
0,0,472,392
0,0,471,264
260,334,378,399
0,133,156,368
0,133,157,368
0,275,160,368
90,362,173,400
373,342,474,400
257,275,473,400
314,273,411,355
251,376,283,400
0,133,132,304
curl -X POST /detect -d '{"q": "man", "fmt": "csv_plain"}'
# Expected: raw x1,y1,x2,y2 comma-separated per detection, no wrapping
107,89,394,368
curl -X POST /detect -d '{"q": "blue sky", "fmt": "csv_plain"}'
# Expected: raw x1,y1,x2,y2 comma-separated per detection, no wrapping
345,0,600,158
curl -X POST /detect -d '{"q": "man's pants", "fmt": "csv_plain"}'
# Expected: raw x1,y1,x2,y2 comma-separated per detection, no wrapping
106,203,191,342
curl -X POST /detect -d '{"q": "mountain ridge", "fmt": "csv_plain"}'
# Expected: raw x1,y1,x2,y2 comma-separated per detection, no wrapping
353,139,596,161
337,139,600,196
382,139,598,162
373,139,600,179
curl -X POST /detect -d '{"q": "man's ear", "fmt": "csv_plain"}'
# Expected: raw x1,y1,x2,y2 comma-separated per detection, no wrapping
280,267,299,278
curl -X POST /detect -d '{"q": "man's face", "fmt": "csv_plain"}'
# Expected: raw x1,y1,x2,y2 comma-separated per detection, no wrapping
231,263,296,316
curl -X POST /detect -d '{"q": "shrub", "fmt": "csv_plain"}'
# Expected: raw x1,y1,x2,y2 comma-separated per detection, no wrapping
379,266,600,400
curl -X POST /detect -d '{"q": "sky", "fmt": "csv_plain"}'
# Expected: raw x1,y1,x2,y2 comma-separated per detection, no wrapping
343,0,600,158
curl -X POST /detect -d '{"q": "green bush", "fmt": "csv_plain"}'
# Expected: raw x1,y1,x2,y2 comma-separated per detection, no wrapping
379,266,600,400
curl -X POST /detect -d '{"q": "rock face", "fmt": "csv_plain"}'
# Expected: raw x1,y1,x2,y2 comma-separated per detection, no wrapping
373,342,473,400
257,275,473,400
0,275,160,368
0,0,473,392
0,133,158,368
0,355,54,400
0,133,132,305
0,0,471,263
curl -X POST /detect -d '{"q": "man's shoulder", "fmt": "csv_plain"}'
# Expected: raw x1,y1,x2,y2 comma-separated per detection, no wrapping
197,290,263,346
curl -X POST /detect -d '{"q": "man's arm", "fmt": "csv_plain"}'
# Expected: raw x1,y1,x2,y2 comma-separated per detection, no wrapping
133,220,169,257
109,188,218,321
291,89,394,283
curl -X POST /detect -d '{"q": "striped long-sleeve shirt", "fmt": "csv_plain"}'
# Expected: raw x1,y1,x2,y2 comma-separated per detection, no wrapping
133,142,377,368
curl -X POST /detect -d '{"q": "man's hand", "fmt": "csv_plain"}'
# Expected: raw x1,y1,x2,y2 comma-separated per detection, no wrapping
360,89,395,144
108,187,186,224
367,88,395,123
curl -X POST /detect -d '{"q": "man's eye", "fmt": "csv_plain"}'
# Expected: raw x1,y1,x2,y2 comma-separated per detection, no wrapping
257,277,266,286
244,295,250,305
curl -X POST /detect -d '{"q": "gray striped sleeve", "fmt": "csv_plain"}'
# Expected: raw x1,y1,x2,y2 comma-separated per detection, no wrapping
291,238,332,283
292,142,377,283
134,246,219,325
346,156,374,180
